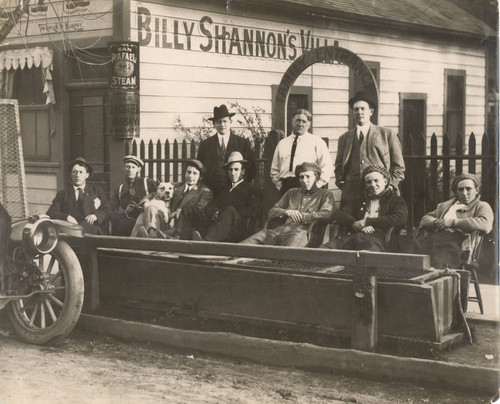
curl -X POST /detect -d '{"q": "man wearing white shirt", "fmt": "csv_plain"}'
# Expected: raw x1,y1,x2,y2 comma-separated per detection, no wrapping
271,109,332,196
334,92,405,212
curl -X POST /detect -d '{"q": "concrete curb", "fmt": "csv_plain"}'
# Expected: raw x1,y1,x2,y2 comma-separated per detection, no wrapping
77,313,499,394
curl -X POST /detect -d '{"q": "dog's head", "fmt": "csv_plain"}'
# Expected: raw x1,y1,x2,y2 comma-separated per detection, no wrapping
155,182,174,201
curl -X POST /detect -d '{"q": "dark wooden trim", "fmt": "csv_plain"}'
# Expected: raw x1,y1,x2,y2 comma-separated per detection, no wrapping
398,92,428,143
443,69,466,150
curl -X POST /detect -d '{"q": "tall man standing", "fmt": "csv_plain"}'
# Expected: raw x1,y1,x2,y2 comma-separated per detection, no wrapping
197,104,256,197
335,92,405,212
271,109,332,196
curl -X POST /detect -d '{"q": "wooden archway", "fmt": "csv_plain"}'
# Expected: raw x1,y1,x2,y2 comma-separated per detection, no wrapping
272,45,379,134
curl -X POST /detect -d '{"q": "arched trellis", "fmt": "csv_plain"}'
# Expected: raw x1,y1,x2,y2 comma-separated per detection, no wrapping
273,45,379,134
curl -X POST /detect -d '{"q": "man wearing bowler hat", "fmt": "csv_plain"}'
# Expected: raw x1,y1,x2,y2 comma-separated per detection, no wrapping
108,155,158,236
47,157,111,235
191,152,261,242
197,104,256,196
335,91,405,213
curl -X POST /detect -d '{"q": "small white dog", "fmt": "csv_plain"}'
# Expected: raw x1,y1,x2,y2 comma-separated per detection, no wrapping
130,182,174,238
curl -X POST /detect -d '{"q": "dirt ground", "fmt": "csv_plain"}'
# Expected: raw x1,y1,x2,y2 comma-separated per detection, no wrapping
0,325,495,404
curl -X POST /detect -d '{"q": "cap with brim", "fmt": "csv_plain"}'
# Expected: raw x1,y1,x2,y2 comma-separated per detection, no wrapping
361,165,390,183
123,155,144,168
186,159,205,174
208,104,236,122
349,91,376,110
451,173,480,193
295,162,321,177
223,151,247,168
69,157,93,177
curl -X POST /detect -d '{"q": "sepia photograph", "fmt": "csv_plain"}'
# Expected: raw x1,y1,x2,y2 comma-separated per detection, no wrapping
0,0,498,402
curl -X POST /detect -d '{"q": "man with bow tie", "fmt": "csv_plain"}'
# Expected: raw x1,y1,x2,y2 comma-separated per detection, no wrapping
47,157,111,235
197,104,256,197
242,162,334,247
334,92,405,213
108,155,158,236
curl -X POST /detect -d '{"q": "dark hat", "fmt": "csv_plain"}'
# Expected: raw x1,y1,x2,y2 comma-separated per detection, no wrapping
186,159,205,174
208,104,236,122
295,162,321,177
222,151,247,168
362,165,390,183
349,91,376,110
69,157,93,177
451,173,480,193
123,155,144,168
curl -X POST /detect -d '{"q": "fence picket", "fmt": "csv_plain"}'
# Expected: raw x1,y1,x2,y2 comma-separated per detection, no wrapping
173,139,179,182
164,140,170,182
468,133,476,174
429,133,438,208
156,140,162,181
455,133,463,175
442,133,450,201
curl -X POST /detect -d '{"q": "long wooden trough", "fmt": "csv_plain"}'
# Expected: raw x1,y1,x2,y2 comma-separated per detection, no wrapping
80,236,468,350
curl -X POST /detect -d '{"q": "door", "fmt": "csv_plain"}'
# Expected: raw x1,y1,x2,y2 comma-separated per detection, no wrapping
399,94,427,155
69,88,111,193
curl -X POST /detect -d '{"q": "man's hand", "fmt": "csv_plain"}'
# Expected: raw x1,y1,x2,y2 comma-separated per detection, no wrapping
85,214,97,224
360,226,375,234
285,209,302,223
276,180,283,191
211,211,220,221
435,218,455,231
170,209,181,220
66,215,78,224
352,219,366,231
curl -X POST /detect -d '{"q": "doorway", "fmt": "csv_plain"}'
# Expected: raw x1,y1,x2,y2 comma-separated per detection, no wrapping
399,93,427,155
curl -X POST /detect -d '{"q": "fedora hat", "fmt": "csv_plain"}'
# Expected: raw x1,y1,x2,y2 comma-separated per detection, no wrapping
123,155,144,168
186,159,205,174
222,151,247,168
348,91,376,110
208,104,236,122
69,157,93,177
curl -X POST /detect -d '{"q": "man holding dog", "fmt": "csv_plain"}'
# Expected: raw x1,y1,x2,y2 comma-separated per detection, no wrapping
242,162,333,247
191,151,261,242
335,92,405,212
197,104,256,197
47,157,111,235
108,155,158,236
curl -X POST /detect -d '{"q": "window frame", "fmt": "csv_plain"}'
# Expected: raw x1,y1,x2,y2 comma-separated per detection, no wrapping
443,68,466,150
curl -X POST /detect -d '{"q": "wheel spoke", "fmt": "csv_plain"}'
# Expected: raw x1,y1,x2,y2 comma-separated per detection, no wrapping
38,254,44,270
46,256,56,275
40,301,46,328
29,302,39,327
50,271,62,283
44,299,58,323
48,293,64,308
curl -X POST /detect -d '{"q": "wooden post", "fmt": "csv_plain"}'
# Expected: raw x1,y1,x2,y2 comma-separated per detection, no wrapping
351,252,378,351
80,242,100,312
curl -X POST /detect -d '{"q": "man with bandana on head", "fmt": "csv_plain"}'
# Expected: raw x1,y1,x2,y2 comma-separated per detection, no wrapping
242,162,334,247
412,173,494,268
108,155,158,236
321,165,407,251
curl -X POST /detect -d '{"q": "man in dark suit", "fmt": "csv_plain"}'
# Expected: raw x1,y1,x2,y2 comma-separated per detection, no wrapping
197,104,256,197
47,157,111,235
108,155,158,236
335,91,405,213
164,159,214,239
192,152,261,242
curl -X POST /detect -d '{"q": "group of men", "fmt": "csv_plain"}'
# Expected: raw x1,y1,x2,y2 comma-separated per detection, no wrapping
47,95,494,269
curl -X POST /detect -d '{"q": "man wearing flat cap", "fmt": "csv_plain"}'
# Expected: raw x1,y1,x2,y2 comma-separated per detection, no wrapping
163,159,214,239
47,157,111,235
108,155,158,236
412,173,494,268
197,104,256,197
191,152,261,242
335,91,405,213
242,161,334,247
321,165,407,251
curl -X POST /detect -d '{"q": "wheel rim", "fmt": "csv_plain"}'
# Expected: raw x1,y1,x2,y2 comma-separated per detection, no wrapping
10,250,69,333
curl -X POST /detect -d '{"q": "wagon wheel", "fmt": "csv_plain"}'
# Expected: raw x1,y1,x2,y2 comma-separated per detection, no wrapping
7,240,84,345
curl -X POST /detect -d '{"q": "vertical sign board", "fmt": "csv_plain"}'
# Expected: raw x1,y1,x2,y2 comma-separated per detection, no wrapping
109,42,140,138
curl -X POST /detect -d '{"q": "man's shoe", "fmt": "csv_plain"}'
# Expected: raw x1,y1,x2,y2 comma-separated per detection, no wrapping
148,228,166,239
192,230,204,241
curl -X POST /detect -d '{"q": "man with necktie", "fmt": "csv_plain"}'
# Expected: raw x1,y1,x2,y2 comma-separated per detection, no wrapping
334,91,405,213
197,104,256,197
47,157,111,235
108,155,158,236
271,109,332,196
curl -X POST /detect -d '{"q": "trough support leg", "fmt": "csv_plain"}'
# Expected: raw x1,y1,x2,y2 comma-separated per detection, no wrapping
80,243,100,312
352,253,378,351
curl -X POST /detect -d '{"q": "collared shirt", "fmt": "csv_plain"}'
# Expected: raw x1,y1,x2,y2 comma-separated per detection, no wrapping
230,179,244,191
73,185,85,201
218,133,230,148
270,132,333,187
356,122,371,141
184,184,194,193
365,198,380,219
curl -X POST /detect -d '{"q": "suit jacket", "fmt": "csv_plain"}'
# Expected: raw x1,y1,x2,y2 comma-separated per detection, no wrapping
110,177,158,212
206,181,261,219
197,132,256,192
47,185,111,224
334,189,407,231
170,182,213,217
334,125,405,189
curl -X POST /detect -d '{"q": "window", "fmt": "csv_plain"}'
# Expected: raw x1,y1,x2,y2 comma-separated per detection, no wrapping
349,61,380,127
444,69,466,150
1,66,51,159
272,85,312,134
399,93,427,155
